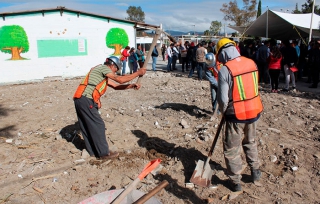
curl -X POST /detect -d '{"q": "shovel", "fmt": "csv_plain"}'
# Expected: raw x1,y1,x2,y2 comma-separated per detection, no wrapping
190,116,225,187
111,159,161,204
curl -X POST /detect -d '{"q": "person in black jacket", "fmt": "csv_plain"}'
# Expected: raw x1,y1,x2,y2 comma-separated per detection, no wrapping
282,40,298,91
256,41,270,83
188,42,198,78
308,41,320,88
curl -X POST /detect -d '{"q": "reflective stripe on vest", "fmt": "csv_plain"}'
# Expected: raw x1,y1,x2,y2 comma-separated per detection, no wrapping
73,65,108,108
225,56,263,120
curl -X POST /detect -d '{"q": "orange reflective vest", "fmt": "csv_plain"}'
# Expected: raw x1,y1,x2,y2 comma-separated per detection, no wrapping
225,56,263,120
73,65,108,108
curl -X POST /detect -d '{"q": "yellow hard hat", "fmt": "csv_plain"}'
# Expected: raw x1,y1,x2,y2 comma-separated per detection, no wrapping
216,38,236,54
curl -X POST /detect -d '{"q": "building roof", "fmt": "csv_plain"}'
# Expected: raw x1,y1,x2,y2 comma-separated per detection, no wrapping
0,6,159,32
229,10,320,39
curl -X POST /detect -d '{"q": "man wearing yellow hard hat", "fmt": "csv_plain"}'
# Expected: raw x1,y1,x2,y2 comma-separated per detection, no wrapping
216,38,263,192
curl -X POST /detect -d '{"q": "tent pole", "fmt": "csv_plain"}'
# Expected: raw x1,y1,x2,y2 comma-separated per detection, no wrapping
266,6,269,38
309,0,315,42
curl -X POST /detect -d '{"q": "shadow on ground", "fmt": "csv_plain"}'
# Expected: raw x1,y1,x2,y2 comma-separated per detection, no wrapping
155,103,212,119
132,129,229,202
0,104,17,137
59,122,85,151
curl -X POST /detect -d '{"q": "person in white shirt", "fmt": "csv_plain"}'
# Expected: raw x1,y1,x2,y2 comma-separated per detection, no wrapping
172,43,179,70
166,43,173,72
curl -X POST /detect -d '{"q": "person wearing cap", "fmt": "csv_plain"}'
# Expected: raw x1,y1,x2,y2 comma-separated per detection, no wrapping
73,57,146,161
216,38,263,192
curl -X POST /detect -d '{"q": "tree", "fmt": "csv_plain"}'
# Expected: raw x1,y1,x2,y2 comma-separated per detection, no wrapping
257,0,261,18
126,6,145,22
204,30,210,36
0,25,29,60
220,0,257,26
301,0,320,14
293,0,320,14
106,28,129,56
293,3,302,14
209,20,222,35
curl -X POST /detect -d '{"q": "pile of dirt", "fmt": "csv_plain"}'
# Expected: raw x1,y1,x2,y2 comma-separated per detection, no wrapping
0,68,319,203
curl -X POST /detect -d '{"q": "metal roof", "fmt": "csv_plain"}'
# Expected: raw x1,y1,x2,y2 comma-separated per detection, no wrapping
0,6,159,31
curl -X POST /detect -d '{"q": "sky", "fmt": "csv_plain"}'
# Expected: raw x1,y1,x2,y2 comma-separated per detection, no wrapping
0,0,316,34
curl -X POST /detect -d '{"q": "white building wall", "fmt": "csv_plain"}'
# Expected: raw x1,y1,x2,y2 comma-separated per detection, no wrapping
0,11,135,84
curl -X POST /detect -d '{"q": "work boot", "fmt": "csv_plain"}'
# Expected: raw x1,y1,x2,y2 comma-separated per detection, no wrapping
251,169,262,182
228,180,242,192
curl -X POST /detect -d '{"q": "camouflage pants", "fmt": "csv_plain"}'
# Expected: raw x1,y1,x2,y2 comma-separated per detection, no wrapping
223,120,260,184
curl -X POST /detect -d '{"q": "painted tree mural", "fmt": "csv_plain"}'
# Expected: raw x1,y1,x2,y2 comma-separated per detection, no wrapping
106,28,129,55
0,25,29,60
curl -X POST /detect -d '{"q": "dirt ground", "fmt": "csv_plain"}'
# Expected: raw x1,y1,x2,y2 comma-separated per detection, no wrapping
0,59,320,204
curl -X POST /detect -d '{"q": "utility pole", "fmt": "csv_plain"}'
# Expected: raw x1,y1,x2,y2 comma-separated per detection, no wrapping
309,0,316,42
266,6,269,38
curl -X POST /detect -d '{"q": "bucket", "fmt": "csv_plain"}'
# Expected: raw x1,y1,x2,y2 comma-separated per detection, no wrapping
78,189,162,204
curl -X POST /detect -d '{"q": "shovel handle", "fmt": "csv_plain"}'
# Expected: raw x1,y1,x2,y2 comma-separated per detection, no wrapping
132,180,169,204
208,116,225,157
111,178,140,204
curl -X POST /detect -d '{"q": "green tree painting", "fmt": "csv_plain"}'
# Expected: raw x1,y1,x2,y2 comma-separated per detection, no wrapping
0,25,29,60
106,28,129,56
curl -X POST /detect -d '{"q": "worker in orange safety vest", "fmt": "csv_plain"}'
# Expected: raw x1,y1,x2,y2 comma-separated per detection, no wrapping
216,38,263,192
73,56,146,162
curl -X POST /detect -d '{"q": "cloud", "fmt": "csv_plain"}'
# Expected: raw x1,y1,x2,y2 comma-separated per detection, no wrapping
115,3,129,7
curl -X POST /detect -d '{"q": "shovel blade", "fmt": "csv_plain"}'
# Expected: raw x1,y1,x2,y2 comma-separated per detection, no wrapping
190,160,213,187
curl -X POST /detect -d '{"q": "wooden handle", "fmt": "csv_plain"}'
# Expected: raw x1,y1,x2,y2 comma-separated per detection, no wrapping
111,159,161,204
133,180,169,204
111,178,140,204
136,28,162,85
208,116,225,157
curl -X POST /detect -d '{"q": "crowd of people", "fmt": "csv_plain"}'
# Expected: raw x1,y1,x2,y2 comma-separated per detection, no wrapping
120,44,146,75
160,38,320,91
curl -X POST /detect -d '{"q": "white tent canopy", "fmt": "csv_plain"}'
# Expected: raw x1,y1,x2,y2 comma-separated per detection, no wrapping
229,10,320,39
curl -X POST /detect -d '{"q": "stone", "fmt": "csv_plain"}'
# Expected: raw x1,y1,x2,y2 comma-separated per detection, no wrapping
180,119,190,129
151,164,164,176
268,128,281,134
74,159,86,164
185,183,194,189
125,149,132,154
313,152,320,158
55,134,62,140
81,149,90,159
184,134,192,141
14,140,22,145
270,155,277,162
5,139,13,143
70,148,80,154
